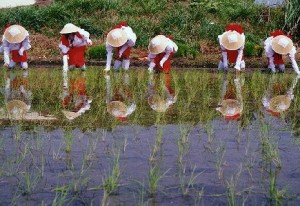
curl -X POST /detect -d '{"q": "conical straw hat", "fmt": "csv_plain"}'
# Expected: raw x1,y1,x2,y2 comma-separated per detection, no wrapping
216,99,242,119
4,25,28,44
221,31,244,50
271,35,293,55
62,110,81,120
60,23,81,34
107,101,128,117
269,95,291,113
6,100,28,119
148,35,168,54
148,95,169,112
106,28,127,47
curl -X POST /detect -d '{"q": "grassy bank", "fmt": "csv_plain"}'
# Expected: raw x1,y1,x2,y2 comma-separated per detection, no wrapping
0,0,291,63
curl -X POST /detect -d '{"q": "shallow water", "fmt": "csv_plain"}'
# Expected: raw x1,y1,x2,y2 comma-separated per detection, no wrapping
0,68,300,205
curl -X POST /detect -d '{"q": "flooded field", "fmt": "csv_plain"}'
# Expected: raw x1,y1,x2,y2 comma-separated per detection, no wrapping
0,68,300,205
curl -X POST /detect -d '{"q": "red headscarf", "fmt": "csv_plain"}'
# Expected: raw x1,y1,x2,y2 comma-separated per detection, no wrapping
225,23,244,34
270,30,292,38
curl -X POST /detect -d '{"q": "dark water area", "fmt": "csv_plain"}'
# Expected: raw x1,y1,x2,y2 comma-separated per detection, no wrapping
0,68,300,205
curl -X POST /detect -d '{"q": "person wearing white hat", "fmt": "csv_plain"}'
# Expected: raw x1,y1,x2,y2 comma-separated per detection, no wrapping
262,75,299,116
263,30,300,74
61,71,92,120
105,22,137,72
147,35,178,73
218,23,245,72
105,72,136,121
59,23,93,72
1,25,31,69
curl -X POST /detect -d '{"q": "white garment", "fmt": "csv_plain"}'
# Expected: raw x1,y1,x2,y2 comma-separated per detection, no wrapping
59,29,91,54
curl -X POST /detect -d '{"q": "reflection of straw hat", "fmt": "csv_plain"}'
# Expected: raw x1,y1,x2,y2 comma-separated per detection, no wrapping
148,95,169,113
107,28,127,47
271,35,293,55
216,99,242,120
4,25,28,44
62,110,81,120
60,23,81,34
221,31,244,50
107,101,128,119
148,35,168,54
6,100,29,119
268,95,291,115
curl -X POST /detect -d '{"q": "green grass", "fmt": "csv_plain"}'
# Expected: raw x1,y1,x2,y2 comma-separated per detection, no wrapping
0,0,289,50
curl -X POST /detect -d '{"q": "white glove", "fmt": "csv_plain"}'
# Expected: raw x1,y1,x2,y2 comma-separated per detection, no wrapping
268,57,276,72
19,47,25,56
148,62,155,73
63,55,68,71
221,51,228,68
119,44,128,58
291,58,300,75
3,48,10,66
160,57,168,68
86,39,93,46
105,51,113,71
234,64,241,70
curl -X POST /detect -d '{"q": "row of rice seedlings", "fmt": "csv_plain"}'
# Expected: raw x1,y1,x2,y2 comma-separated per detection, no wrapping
101,151,121,205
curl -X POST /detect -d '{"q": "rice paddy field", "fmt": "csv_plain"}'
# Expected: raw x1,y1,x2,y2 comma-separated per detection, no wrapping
0,68,300,205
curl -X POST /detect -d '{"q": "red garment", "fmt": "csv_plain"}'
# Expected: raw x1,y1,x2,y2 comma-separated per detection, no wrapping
225,23,244,34
11,50,27,62
63,76,86,112
115,46,131,59
267,53,284,65
153,52,174,73
164,73,175,95
68,46,86,67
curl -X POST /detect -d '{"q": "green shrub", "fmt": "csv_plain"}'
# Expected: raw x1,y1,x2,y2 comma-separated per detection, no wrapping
87,45,107,60
244,42,256,57
174,43,199,59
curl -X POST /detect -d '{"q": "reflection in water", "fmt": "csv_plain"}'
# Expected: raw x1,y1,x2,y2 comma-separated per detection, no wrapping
105,73,136,121
147,73,177,112
61,71,92,120
262,75,299,116
216,74,243,120
0,70,55,120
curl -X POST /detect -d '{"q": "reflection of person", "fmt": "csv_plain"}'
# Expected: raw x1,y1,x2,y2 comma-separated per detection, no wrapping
147,73,177,112
61,71,92,120
147,35,178,74
1,25,31,69
105,22,137,71
216,75,243,120
105,73,136,121
263,30,300,74
59,23,93,72
262,75,299,116
0,71,55,120
218,23,245,72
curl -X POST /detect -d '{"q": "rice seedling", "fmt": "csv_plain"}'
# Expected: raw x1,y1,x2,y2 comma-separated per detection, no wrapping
63,128,74,154
52,184,72,206
102,151,121,199
147,164,169,197
178,165,202,196
226,163,243,206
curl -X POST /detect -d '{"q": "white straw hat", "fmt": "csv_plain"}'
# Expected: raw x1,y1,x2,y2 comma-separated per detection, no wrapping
271,35,293,55
4,25,28,44
269,95,291,113
106,28,127,47
148,35,169,54
216,99,242,119
60,23,81,34
6,100,29,119
221,31,244,50
107,101,128,117
148,95,170,112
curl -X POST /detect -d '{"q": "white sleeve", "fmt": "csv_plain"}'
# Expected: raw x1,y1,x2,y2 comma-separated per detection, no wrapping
21,36,31,50
79,29,90,40
264,37,274,58
289,46,300,74
59,42,69,54
106,42,113,53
